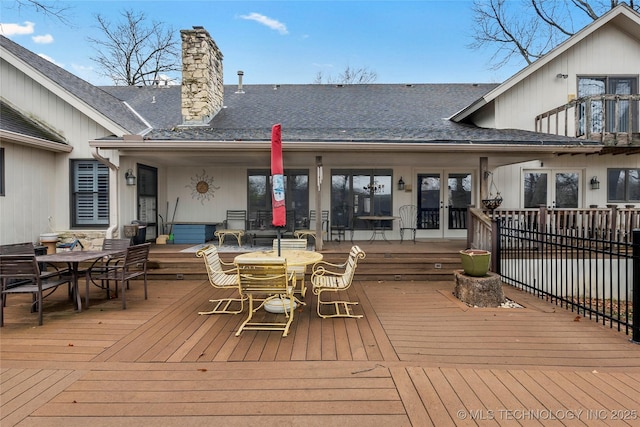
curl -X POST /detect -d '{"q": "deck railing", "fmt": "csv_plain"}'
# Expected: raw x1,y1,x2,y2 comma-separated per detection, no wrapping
468,206,639,339
496,224,639,339
469,206,640,251
535,94,640,144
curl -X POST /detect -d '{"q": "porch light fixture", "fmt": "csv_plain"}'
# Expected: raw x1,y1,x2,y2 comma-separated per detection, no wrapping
556,73,568,79
397,177,405,191
125,169,136,186
590,176,600,190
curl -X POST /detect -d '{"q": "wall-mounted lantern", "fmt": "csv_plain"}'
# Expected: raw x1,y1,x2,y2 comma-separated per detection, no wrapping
397,177,405,191
590,176,600,190
125,168,137,186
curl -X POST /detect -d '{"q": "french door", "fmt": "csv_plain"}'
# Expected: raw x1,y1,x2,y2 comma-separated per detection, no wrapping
523,169,582,209
417,170,472,238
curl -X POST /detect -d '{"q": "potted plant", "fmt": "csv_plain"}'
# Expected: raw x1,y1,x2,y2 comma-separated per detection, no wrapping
459,249,491,277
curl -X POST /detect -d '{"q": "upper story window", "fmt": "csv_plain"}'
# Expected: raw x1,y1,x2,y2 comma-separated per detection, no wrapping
71,160,109,227
578,76,638,135
608,168,640,203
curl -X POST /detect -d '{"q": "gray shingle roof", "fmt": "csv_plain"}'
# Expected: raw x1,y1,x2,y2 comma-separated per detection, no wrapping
0,100,67,143
1,35,148,135
124,83,596,145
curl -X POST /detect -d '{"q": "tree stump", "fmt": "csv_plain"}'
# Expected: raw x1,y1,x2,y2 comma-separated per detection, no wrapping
453,270,505,307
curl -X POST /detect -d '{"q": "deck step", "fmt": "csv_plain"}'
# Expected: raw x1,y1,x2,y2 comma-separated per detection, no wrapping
146,250,463,282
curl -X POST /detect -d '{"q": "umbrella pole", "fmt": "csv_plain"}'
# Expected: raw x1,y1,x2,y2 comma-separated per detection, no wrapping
277,228,282,256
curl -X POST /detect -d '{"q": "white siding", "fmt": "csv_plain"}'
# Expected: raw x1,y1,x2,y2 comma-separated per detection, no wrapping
494,25,640,131
1,58,116,244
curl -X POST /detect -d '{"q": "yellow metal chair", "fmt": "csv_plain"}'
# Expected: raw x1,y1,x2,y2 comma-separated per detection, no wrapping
214,210,247,247
311,245,366,318
272,238,308,297
196,245,245,314
235,257,296,337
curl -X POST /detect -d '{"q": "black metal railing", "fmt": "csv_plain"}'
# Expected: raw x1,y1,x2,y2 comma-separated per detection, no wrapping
495,221,639,341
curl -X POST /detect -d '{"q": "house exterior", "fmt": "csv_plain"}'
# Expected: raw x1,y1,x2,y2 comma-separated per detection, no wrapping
453,4,640,211
1,4,637,249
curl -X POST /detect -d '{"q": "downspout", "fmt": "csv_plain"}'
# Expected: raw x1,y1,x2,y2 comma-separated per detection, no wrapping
92,147,119,238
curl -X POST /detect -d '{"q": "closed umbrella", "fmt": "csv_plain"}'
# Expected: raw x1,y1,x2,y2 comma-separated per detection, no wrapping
271,124,285,255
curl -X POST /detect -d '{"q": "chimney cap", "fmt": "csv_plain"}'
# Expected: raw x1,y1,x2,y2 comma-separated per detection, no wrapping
237,70,244,75
193,26,204,30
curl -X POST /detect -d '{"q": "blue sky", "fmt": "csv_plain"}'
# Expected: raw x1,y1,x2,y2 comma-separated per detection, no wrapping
1,0,527,86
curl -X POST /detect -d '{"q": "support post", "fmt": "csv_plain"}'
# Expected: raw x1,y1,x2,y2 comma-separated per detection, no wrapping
315,156,323,251
632,229,639,344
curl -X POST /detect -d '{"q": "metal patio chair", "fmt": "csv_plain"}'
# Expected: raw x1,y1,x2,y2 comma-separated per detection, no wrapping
1,254,74,326
235,257,296,337
196,245,245,315
399,204,418,243
311,245,366,318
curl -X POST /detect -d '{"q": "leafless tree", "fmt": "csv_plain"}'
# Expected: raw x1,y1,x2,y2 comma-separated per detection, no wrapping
87,9,180,86
313,66,378,84
8,0,73,25
470,0,638,70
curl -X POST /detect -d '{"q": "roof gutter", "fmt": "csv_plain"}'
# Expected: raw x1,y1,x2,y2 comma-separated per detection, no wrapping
0,130,73,152
89,139,603,154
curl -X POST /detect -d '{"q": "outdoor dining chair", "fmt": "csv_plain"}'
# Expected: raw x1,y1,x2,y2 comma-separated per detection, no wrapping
311,245,366,318
399,204,418,243
84,238,130,300
85,243,150,309
196,245,245,314
235,257,296,337
272,238,308,296
0,254,74,326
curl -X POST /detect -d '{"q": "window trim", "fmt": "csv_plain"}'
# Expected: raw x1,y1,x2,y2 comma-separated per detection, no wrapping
70,159,110,228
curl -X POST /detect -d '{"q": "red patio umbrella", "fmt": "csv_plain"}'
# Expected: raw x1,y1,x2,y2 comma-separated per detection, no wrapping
271,124,285,254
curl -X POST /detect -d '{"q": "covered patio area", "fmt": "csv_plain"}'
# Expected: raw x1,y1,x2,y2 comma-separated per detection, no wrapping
1,241,639,425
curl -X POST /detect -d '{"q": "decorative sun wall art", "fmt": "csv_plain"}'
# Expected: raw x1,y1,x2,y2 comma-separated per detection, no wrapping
186,169,220,204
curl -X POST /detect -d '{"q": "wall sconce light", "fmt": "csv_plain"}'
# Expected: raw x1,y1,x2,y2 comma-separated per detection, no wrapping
590,176,600,190
398,176,405,191
125,168,136,186
556,73,568,79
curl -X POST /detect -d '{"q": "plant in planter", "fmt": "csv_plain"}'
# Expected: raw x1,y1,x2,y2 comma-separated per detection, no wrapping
481,171,502,212
459,249,491,277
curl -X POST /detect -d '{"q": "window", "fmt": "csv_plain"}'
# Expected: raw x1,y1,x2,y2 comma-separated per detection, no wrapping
331,169,392,230
608,168,640,203
523,170,580,208
247,169,308,229
71,160,109,227
0,148,4,196
578,76,638,135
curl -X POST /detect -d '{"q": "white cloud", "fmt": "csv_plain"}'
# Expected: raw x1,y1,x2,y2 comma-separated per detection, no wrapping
240,13,288,35
37,53,63,67
0,21,35,36
32,34,54,44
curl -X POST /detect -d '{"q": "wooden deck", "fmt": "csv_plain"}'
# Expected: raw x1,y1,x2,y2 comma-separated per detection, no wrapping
2,241,639,426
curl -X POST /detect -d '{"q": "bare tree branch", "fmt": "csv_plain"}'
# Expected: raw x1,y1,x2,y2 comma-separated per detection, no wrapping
10,0,73,25
470,0,639,70
87,9,180,86
314,66,378,84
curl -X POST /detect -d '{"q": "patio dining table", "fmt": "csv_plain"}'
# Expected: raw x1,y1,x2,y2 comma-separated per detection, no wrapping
357,215,399,243
37,249,126,310
234,249,323,308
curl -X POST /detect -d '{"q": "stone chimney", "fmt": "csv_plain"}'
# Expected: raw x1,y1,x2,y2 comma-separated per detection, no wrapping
180,26,223,126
